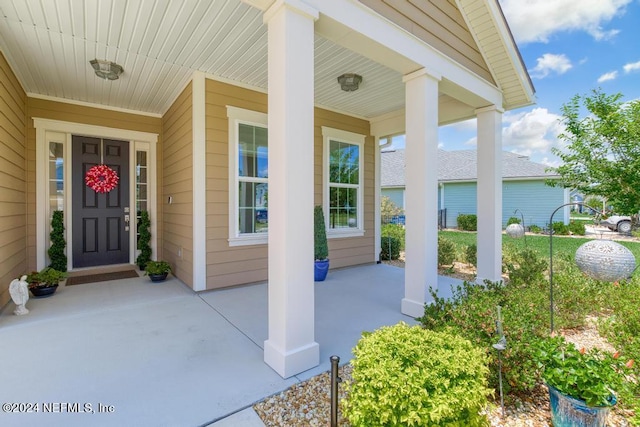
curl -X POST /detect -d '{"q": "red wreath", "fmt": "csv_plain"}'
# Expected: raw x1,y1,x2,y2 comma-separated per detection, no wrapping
85,164,119,193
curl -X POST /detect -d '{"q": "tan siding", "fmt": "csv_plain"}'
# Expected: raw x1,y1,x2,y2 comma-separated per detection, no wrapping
204,79,374,290
25,98,163,274
0,50,27,307
359,0,494,84
160,83,193,287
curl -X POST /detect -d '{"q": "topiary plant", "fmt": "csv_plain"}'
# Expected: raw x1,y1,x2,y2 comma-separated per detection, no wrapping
314,206,328,261
438,236,456,266
342,322,491,426
48,210,67,272
136,210,152,270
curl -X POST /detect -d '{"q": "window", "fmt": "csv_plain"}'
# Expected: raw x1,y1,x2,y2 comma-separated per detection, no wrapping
323,127,365,237
227,106,269,246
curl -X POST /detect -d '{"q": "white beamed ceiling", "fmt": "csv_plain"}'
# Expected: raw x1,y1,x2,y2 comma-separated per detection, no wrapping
0,0,405,118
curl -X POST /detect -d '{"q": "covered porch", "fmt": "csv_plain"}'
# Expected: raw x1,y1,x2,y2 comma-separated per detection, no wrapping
0,264,463,427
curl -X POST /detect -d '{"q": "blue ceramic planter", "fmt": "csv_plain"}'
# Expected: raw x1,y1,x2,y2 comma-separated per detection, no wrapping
314,259,329,282
547,384,615,427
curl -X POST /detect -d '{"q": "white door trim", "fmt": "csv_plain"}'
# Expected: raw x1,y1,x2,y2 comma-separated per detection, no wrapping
33,118,158,270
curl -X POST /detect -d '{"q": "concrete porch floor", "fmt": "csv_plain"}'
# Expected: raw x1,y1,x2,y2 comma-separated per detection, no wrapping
0,264,463,427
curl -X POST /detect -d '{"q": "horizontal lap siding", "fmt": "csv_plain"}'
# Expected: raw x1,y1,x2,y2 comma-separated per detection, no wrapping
162,84,193,287
26,98,163,273
442,182,476,228
359,0,494,83
0,51,27,307
204,80,374,290
503,180,565,228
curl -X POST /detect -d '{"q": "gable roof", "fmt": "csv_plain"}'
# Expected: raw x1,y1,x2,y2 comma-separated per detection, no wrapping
381,148,558,187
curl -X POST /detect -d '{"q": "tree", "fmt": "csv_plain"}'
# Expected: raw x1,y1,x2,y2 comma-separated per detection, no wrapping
548,90,640,216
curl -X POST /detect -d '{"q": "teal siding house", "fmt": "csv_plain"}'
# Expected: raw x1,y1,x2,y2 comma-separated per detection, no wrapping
381,149,568,228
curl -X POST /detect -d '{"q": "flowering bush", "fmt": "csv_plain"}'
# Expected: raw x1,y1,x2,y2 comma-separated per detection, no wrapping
533,335,634,407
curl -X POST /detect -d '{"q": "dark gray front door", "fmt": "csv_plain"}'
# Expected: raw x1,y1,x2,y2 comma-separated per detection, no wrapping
72,136,130,268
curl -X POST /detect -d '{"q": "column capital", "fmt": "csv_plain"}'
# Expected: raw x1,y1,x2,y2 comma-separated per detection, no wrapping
263,0,319,24
402,67,442,84
475,104,504,115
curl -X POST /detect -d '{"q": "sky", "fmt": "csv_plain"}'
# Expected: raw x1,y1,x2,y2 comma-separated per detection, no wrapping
389,0,640,167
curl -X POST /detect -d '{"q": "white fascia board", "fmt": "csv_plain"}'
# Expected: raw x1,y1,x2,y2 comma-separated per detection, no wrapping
308,0,503,107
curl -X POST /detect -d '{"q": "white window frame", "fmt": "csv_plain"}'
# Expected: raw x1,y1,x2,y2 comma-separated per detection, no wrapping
227,106,269,246
322,126,365,238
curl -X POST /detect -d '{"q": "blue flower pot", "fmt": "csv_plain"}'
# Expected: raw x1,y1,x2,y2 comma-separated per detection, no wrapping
547,384,615,427
314,259,329,282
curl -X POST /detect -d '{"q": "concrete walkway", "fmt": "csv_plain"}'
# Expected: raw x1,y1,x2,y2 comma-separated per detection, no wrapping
0,264,463,426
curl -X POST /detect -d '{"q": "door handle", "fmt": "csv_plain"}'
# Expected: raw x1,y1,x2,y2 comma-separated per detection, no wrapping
124,214,130,231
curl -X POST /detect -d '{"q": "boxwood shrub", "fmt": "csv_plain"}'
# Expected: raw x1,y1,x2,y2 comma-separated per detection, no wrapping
342,322,491,427
457,214,478,231
380,236,401,260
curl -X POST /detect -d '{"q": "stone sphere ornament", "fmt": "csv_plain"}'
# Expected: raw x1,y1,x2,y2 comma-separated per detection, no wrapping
575,240,636,282
506,223,525,238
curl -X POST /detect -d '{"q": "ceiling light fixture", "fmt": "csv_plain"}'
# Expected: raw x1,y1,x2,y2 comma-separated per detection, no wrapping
90,59,124,80
337,73,362,92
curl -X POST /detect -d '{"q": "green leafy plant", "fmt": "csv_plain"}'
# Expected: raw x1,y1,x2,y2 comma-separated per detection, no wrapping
381,223,405,251
457,214,478,231
568,220,586,235
465,243,477,267
314,206,329,261
528,224,542,233
342,322,491,426
533,335,633,407
27,267,66,288
552,221,570,235
380,236,400,260
506,216,521,226
136,210,152,270
504,247,547,286
438,236,456,266
144,260,172,275
48,210,67,272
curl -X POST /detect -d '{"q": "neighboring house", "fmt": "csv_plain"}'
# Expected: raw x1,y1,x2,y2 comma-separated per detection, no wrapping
0,0,534,378
381,149,569,228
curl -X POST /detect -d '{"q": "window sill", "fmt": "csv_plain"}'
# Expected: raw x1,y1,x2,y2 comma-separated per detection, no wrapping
328,229,365,239
228,234,268,247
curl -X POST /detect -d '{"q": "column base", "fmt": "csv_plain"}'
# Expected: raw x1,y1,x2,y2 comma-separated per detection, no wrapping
264,339,320,379
401,298,425,318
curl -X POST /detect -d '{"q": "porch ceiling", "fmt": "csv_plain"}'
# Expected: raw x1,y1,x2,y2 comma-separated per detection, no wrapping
0,0,407,119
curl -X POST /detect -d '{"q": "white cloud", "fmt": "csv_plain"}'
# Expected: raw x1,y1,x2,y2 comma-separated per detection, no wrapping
501,108,565,156
623,61,640,73
499,0,631,44
530,54,573,79
597,71,618,82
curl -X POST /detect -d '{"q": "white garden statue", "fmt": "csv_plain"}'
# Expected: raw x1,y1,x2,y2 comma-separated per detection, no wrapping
9,275,29,315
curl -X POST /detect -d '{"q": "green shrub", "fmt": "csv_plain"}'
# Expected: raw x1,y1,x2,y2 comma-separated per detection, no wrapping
528,224,542,233
343,322,491,427
465,243,477,267
504,248,547,286
568,220,586,235
438,236,456,266
457,214,478,231
506,216,521,226
314,206,329,260
552,221,570,235
380,236,400,260
48,210,67,272
381,223,405,251
136,210,152,270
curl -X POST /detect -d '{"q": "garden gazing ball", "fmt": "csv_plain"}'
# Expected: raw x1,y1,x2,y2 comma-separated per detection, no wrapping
506,223,525,238
575,240,636,282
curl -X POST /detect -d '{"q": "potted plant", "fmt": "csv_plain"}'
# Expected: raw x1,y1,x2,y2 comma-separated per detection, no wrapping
26,267,66,298
144,260,172,282
48,210,67,272
136,210,152,270
533,335,634,426
314,205,329,281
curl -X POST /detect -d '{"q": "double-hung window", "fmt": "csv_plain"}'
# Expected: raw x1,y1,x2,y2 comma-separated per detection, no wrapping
323,127,365,237
227,106,268,246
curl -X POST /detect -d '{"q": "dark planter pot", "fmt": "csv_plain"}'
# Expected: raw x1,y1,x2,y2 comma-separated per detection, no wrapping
148,272,168,282
314,259,330,282
29,284,59,298
547,384,615,427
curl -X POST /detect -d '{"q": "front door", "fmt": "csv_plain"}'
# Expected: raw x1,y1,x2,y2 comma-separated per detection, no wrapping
72,136,130,268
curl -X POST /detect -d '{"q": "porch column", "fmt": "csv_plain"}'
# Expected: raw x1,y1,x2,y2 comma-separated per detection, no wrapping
476,105,504,282
263,0,319,378
402,69,441,318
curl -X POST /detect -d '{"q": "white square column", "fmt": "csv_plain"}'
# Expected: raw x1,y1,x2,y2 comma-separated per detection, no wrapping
263,1,319,378
402,69,441,318
476,106,504,282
